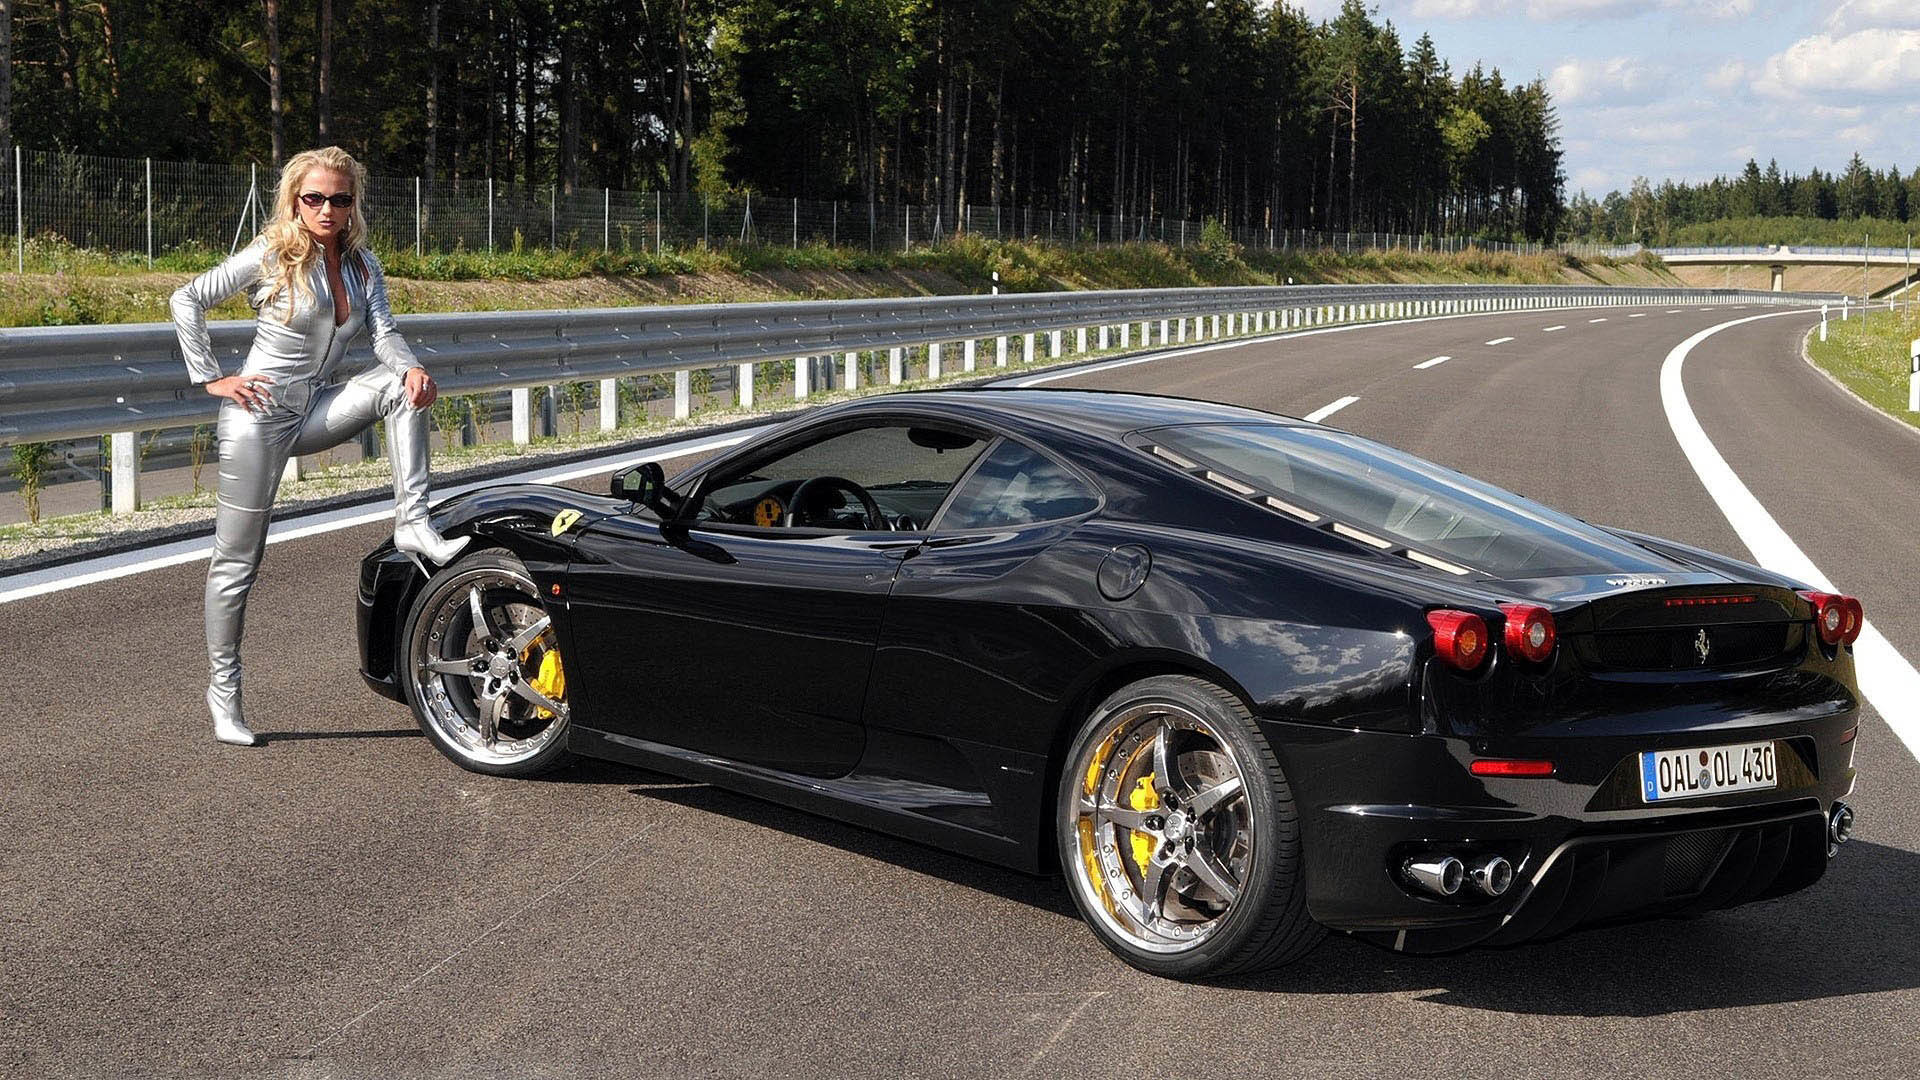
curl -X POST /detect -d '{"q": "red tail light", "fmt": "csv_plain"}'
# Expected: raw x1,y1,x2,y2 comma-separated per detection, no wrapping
1499,603,1557,663
1800,591,1864,646
1470,758,1556,777
1427,609,1489,671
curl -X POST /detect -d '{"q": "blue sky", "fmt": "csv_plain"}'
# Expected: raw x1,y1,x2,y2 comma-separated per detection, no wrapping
1291,0,1920,200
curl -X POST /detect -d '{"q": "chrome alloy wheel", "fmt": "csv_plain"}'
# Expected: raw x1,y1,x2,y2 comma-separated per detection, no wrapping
406,563,570,768
1063,701,1254,954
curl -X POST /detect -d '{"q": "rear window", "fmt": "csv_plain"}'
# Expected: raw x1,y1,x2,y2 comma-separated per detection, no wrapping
1139,423,1673,578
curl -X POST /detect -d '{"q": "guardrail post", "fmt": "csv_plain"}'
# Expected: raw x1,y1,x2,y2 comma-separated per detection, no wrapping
675,371,692,420
540,385,558,437
1211,314,1221,338
1909,339,1918,412
888,348,904,384
511,387,531,445
1176,319,1186,343
1820,305,1829,342
1842,299,1850,321
600,378,619,431
844,352,858,390
963,339,977,372
1050,330,1063,358
929,343,943,379
995,336,1008,366
1159,319,1170,344
109,431,138,513
1076,327,1088,353
1098,325,1109,351
795,355,810,398
738,363,754,408
1119,323,1130,349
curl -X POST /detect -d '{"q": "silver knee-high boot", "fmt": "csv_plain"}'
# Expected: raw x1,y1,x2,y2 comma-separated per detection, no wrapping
205,409,284,746
384,394,469,574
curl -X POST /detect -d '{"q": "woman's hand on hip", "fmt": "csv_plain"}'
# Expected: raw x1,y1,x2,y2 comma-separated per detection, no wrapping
404,366,439,409
204,373,275,412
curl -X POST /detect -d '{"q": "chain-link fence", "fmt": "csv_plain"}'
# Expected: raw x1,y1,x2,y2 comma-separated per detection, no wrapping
0,146,1621,269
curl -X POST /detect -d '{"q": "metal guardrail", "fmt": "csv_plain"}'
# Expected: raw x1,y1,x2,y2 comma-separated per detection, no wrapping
0,284,1839,448
0,282,1854,516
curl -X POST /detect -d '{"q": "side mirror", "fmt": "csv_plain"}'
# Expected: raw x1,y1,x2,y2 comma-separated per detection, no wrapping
611,461,684,518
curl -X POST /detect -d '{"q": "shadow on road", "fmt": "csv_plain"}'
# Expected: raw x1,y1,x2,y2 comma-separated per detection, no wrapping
259,728,421,743
597,764,1918,1015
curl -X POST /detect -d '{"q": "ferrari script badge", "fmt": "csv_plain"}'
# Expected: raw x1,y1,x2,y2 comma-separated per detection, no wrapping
550,509,584,536
1693,628,1712,665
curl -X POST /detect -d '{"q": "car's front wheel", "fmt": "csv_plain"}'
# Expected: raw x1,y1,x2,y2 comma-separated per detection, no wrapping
1056,675,1322,978
399,548,572,777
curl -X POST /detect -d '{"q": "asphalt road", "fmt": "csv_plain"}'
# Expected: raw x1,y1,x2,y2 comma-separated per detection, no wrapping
5,303,1918,1079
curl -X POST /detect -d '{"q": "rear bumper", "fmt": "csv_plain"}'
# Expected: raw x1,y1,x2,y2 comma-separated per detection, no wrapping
1263,709,1857,947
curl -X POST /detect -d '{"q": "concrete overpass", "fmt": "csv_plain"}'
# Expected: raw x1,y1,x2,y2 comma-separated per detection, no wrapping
1654,245,1919,295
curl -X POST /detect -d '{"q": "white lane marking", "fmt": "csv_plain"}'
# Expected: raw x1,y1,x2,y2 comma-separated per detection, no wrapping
1666,309,1684,314
1629,313,1648,318
1007,300,1612,388
1414,355,1452,370
1304,396,1359,423
1542,325,1566,332
1589,317,1609,323
1660,308,1920,763
0,428,759,605
1485,336,1515,346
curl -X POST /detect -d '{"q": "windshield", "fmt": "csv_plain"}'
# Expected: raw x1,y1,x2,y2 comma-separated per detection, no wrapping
1140,423,1676,578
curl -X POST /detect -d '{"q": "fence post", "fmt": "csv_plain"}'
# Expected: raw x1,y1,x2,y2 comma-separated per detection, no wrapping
793,198,798,248
145,158,154,267
488,177,495,253
656,191,662,256
550,183,556,247
905,205,911,251
604,188,610,251
415,176,422,256
1820,304,1828,342
16,145,23,273
600,378,619,431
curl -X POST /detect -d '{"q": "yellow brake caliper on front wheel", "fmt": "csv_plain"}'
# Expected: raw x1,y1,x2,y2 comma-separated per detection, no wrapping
521,642,566,720
1128,775,1160,876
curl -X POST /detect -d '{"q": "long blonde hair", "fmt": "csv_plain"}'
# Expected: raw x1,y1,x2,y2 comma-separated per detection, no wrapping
258,146,370,319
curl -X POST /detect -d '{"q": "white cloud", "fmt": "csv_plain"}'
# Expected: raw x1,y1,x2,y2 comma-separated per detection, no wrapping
1547,57,1668,104
1756,29,1920,98
1704,60,1748,90
1824,0,1920,33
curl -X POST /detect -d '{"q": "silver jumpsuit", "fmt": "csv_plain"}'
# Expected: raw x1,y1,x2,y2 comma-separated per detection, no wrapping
171,238,440,719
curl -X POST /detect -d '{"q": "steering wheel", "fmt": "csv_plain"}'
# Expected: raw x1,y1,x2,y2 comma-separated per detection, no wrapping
784,475,886,530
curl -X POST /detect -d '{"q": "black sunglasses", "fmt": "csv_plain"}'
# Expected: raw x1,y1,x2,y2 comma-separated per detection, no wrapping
299,191,355,208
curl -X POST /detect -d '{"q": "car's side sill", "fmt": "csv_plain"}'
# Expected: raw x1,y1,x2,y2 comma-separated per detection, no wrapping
569,724,1042,874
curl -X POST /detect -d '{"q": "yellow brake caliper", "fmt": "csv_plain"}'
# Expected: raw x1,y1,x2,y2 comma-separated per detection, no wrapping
521,642,566,720
1128,775,1160,876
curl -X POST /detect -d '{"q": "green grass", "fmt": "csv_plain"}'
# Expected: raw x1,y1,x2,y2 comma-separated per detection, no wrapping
1664,216,1917,249
1805,301,1920,430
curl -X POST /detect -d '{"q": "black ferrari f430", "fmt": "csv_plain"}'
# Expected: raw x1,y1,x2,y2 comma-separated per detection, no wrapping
357,389,1862,978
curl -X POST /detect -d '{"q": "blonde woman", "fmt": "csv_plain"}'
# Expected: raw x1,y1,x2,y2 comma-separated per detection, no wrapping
171,145,468,746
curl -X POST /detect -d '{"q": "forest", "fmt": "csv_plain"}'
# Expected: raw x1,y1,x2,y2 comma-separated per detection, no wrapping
0,0,1568,241
1568,155,1920,246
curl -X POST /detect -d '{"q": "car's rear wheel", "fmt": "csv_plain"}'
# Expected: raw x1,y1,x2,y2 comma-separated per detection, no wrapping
1056,675,1322,978
400,549,572,777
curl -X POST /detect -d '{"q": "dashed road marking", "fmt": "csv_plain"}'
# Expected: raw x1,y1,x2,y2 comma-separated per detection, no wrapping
1543,325,1566,332
1589,318,1609,323
1660,308,1920,763
1304,396,1359,423
1414,355,1451,369
1629,313,1648,318
1485,336,1515,345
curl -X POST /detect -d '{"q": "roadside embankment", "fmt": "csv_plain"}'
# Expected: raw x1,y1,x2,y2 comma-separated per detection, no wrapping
1805,302,1920,432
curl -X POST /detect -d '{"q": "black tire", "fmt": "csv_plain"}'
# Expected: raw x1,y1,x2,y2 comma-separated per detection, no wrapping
398,548,573,778
1055,674,1322,978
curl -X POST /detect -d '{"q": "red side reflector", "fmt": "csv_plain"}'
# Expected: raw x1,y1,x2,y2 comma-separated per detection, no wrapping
1839,726,1857,744
1470,758,1556,777
1663,595,1755,607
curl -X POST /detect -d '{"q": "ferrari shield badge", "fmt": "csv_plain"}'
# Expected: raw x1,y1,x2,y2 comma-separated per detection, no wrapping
550,508,584,536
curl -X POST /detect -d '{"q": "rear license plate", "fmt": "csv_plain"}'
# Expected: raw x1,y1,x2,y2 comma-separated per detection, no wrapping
1640,742,1778,803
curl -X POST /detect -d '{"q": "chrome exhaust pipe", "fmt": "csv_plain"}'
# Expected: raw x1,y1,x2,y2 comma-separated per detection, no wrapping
1828,801,1854,857
1468,855,1514,898
1403,854,1465,897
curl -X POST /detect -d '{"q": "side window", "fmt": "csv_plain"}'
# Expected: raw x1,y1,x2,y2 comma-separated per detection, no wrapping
937,439,1100,530
695,422,986,531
